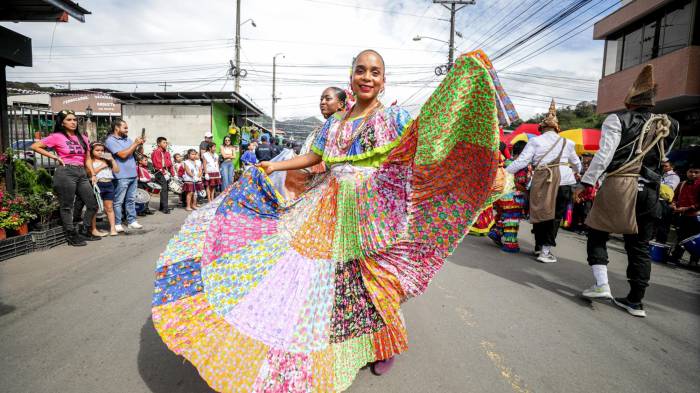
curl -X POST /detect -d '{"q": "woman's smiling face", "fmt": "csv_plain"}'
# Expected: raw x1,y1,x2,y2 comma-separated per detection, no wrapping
351,51,385,103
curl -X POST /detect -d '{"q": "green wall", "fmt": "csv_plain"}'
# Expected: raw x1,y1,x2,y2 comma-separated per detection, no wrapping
211,102,240,169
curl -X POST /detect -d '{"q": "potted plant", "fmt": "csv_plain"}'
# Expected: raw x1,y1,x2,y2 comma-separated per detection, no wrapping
0,211,24,237
27,193,59,231
1,194,35,236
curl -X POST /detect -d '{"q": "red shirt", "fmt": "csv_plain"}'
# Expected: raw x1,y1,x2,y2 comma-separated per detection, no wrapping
150,147,174,176
674,180,700,215
137,165,152,182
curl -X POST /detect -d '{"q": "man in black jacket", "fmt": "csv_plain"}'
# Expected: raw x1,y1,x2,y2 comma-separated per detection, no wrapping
255,134,276,162
578,64,678,317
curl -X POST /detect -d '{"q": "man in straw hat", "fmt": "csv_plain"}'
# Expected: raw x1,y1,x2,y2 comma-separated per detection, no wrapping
506,99,581,263
578,64,678,317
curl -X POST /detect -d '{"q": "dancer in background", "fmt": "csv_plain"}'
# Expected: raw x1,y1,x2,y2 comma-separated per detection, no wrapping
489,141,529,252
506,100,581,263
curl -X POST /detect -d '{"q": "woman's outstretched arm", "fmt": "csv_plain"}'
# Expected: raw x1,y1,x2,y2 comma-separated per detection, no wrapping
258,152,322,174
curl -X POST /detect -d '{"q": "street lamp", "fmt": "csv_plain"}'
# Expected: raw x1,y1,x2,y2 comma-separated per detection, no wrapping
413,35,449,44
85,105,93,118
234,0,257,93
241,18,256,27
272,53,285,137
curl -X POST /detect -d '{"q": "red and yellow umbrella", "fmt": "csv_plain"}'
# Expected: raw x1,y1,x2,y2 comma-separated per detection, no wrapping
560,128,601,155
508,132,539,145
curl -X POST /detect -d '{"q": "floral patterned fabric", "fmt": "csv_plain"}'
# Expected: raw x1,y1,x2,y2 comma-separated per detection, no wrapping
151,51,508,392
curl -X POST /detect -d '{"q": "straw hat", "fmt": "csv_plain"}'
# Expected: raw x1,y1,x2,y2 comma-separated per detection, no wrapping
624,64,656,107
539,99,560,132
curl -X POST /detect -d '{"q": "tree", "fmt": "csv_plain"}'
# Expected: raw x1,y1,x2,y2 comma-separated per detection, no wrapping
525,101,606,130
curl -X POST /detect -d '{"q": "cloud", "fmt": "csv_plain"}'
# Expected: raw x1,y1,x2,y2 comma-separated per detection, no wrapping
3,0,615,123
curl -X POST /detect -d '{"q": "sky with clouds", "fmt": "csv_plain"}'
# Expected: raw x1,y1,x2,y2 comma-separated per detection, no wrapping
2,0,620,122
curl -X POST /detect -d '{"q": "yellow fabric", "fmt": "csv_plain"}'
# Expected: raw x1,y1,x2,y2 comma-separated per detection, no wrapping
659,183,674,202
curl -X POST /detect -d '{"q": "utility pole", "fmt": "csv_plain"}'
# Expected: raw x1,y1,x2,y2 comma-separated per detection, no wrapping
433,0,475,69
271,53,284,137
158,81,172,92
234,0,241,93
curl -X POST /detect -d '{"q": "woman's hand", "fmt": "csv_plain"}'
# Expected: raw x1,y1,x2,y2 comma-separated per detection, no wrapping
257,161,276,175
56,157,65,166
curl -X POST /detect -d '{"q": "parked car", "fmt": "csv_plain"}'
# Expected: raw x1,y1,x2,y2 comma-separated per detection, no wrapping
11,139,57,171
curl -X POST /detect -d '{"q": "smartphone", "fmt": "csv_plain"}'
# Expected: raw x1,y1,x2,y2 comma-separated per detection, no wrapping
141,128,146,140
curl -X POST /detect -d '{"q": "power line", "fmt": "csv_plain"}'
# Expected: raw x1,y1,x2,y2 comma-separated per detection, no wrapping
498,1,618,69
491,0,594,60
492,0,609,62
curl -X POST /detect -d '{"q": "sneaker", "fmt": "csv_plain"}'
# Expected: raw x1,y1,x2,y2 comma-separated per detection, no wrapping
537,253,557,263
582,283,612,299
127,221,143,230
115,224,125,233
613,297,646,317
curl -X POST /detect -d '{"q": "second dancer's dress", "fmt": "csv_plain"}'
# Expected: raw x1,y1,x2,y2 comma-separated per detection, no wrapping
151,51,516,392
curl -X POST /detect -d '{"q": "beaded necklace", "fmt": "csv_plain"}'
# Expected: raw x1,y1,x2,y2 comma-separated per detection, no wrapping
333,101,384,152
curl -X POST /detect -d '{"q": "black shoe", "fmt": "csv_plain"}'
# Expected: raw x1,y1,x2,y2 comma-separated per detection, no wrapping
66,231,87,247
160,208,171,214
79,231,102,241
613,297,646,317
145,209,155,215
137,211,147,217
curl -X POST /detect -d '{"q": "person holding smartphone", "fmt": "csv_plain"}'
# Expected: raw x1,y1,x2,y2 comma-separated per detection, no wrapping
105,119,145,232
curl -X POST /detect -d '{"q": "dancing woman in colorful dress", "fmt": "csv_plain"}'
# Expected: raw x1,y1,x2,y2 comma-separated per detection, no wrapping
151,49,512,392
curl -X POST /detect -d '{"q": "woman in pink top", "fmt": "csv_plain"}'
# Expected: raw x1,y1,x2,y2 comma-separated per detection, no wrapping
31,110,100,246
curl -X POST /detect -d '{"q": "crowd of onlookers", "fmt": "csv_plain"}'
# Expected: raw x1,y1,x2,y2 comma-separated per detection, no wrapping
30,110,294,247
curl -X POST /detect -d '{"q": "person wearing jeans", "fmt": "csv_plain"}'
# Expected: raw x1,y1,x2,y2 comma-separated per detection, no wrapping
220,135,238,190
113,177,138,226
105,119,145,232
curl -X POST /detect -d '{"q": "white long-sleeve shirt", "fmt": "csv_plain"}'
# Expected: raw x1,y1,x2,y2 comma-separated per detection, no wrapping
581,114,622,186
506,131,582,186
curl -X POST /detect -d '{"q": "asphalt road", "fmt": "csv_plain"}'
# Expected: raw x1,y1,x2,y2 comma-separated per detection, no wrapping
1,208,698,393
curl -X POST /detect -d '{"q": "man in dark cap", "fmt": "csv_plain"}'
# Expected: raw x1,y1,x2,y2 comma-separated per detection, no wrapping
579,64,679,317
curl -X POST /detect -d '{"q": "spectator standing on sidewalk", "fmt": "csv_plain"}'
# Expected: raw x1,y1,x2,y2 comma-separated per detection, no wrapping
578,65,679,317
199,132,213,158
105,119,144,232
30,109,100,246
136,156,156,216
668,166,700,267
220,135,238,189
202,143,221,202
255,134,276,162
661,160,681,191
241,142,258,167
89,142,119,236
656,159,681,243
150,137,174,214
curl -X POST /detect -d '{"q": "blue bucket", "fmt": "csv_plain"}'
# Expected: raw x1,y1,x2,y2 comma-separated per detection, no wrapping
680,234,700,257
649,242,671,263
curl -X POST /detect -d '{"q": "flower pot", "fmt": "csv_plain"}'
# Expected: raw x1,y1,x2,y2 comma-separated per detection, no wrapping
0,228,6,241
17,223,29,236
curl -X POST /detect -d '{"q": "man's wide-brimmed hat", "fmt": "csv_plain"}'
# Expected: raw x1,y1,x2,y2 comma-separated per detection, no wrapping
539,99,560,132
624,64,656,107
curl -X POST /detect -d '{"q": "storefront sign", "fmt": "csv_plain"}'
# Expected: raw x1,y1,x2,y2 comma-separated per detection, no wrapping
50,94,121,116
